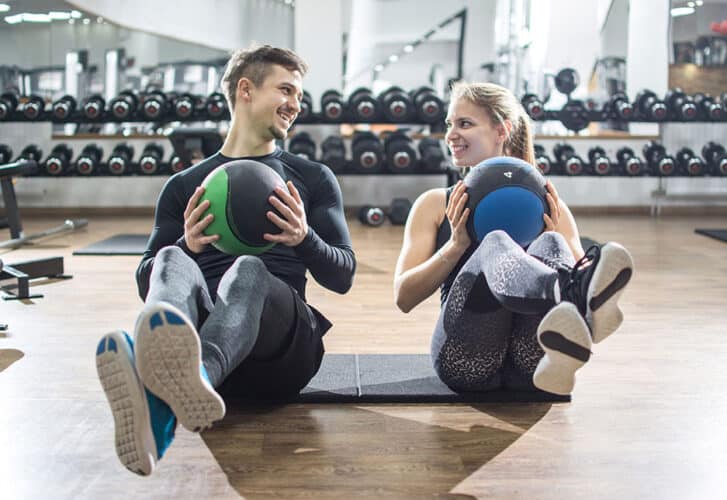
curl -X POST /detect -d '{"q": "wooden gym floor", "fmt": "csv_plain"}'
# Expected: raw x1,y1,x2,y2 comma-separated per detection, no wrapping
1,213,726,499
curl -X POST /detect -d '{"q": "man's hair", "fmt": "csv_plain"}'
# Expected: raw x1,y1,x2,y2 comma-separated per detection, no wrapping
220,44,308,110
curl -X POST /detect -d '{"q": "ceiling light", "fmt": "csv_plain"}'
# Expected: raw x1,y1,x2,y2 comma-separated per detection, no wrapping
671,6,695,16
68,18,75,24
687,1,695,7
374,64,384,72
404,45,414,53
71,10,82,18
695,0,703,5
4,13,21,23
82,17,90,24
389,54,399,63
0,4,10,13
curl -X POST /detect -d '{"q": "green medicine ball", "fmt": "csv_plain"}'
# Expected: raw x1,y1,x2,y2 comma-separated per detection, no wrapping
198,159,289,255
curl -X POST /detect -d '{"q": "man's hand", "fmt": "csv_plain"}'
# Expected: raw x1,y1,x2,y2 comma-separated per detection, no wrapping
184,186,219,253
264,181,309,246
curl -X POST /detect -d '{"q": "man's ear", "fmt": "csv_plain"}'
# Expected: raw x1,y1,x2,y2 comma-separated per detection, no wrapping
237,78,253,103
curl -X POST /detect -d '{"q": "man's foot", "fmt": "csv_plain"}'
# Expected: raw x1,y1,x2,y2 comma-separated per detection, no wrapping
558,243,634,343
135,302,225,432
533,302,593,395
95,330,176,476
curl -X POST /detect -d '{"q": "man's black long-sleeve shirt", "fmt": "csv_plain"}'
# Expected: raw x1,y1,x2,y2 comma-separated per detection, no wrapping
136,148,356,308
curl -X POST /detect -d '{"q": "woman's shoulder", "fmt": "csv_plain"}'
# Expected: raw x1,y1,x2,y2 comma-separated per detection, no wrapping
411,188,447,226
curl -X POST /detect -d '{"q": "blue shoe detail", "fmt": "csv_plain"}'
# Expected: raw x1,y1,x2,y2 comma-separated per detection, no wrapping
164,311,185,325
122,331,135,354
107,337,117,353
200,364,212,386
150,312,163,330
145,390,176,459
96,338,106,356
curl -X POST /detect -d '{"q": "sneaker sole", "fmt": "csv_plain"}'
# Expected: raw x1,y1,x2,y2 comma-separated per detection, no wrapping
587,242,634,343
96,330,156,476
135,302,225,432
533,302,592,395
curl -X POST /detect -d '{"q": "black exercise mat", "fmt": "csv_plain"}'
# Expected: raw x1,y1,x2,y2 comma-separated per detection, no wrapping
73,234,148,255
267,354,569,403
695,229,727,243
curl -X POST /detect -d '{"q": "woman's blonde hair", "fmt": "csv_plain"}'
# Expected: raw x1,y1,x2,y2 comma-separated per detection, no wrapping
450,81,535,165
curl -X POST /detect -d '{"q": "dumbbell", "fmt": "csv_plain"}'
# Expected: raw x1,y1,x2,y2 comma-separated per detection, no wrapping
534,144,553,175
410,86,445,123
692,93,723,121
81,95,105,120
320,135,347,173
702,142,727,176
206,92,228,120
553,143,585,175
633,90,667,121
172,93,196,120
378,86,413,122
169,154,187,174
107,143,134,175
358,205,385,226
44,144,73,176
288,132,316,160
587,147,612,176
643,141,675,176
675,147,706,176
351,131,384,173
297,90,313,122
348,87,379,122
109,90,139,120
138,143,165,175
664,88,697,121
51,95,77,121
521,94,545,120
141,91,168,120
383,131,417,173
559,99,590,132
616,147,645,176
418,137,445,172
17,144,43,163
554,68,579,96
21,95,45,120
0,145,13,164
0,93,18,121
75,144,103,176
605,93,633,120
321,90,346,122
389,198,412,225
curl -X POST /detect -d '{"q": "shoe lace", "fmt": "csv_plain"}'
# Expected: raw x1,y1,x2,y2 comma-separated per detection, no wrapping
559,245,601,314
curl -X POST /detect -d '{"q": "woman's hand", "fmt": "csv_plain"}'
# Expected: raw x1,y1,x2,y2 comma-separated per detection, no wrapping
543,180,562,231
446,180,471,251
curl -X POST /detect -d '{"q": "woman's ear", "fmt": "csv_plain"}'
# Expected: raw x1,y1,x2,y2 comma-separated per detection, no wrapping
498,120,513,143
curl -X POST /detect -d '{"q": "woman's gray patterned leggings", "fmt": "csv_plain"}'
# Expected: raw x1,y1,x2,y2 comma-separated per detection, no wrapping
431,230,575,392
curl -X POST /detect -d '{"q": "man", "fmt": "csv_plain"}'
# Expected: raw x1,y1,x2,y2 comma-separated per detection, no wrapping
95,45,356,476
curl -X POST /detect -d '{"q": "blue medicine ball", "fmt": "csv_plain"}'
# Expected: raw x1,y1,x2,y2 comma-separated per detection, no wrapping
463,156,549,247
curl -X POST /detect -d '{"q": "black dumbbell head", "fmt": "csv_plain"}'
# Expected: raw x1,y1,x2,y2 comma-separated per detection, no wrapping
52,95,77,120
206,92,228,119
554,68,579,95
358,206,385,226
521,94,545,120
20,144,43,162
82,95,106,120
0,144,13,164
0,93,18,120
22,95,45,120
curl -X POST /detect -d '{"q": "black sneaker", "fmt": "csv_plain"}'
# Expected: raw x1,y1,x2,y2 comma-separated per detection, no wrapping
557,243,634,343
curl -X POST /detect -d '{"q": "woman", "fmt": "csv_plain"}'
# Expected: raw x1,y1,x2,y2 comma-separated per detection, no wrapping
394,82,633,395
